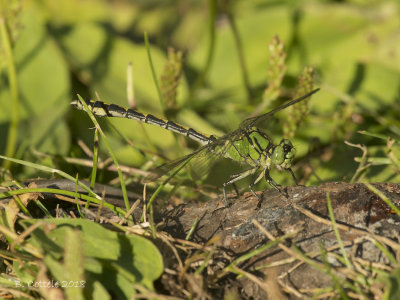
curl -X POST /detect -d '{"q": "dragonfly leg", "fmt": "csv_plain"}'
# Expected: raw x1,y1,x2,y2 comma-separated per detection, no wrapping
287,168,303,186
232,183,240,198
265,170,289,198
223,186,228,206
222,167,259,206
264,169,281,191
249,170,266,209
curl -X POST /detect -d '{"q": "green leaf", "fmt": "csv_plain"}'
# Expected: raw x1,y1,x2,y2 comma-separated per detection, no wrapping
59,23,108,68
14,10,70,119
20,218,163,295
0,5,71,154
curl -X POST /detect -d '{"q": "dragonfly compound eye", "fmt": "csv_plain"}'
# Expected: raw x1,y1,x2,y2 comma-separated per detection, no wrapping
272,139,296,169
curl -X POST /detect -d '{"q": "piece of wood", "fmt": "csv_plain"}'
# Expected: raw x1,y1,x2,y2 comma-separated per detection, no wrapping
159,182,400,298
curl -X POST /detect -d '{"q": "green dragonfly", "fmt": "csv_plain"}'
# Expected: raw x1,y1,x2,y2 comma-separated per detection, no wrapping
72,88,319,207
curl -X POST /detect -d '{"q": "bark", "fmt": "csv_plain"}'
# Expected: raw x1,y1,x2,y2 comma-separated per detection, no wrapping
159,182,400,298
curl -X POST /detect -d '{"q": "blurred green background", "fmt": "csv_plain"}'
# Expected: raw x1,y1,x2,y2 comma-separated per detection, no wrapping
1,0,399,194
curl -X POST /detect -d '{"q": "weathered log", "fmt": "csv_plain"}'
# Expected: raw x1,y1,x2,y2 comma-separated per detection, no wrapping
159,182,400,299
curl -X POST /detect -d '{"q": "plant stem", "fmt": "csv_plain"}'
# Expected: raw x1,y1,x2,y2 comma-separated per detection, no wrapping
192,0,217,93
0,17,19,169
226,10,253,103
144,32,165,113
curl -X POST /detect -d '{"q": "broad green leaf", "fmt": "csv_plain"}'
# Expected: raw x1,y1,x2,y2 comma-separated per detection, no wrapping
59,23,108,69
13,9,70,119
0,5,71,154
20,218,163,292
38,0,109,25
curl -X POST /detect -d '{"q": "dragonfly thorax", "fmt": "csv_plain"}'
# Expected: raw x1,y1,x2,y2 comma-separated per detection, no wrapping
271,139,296,170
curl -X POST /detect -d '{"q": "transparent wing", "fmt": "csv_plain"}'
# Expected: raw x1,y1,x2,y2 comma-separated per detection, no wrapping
144,139,231,183
239,88,319,130
144,146,207,183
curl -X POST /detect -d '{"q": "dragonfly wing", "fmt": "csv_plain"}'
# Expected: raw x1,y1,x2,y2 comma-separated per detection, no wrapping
239,88,319,130
144,146,208,183
188,139,231,179
143,139,230,183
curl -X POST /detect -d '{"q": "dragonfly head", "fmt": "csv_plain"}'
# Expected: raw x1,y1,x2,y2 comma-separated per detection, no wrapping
271,139,296,169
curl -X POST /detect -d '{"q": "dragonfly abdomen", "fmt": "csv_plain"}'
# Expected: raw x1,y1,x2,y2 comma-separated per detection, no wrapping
71,99,216,144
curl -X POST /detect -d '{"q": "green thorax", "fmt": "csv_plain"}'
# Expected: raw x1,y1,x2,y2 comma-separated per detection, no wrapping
223,127,296,170
224,128,272,166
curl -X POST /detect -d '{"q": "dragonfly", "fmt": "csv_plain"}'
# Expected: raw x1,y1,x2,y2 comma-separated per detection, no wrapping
72,88,319,208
